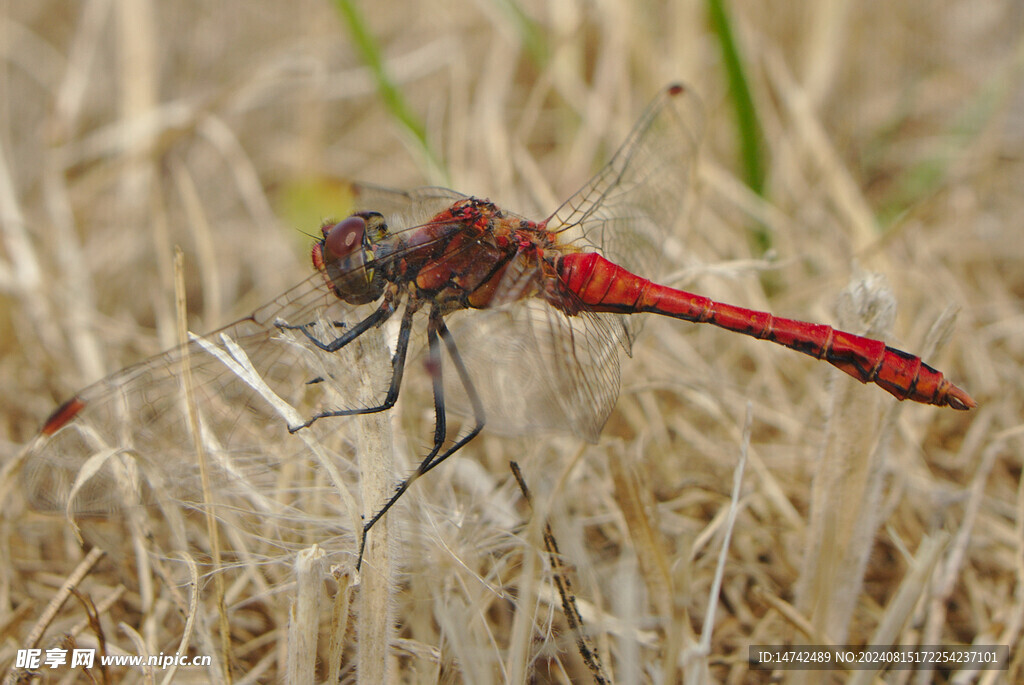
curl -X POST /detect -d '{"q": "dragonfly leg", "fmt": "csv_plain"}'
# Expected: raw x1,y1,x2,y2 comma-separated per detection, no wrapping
277,297,395,353
421,314,486,473
288,302,417,432
357,307,487,570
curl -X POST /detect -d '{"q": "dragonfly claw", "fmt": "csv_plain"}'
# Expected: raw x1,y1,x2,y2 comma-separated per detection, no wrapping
287,419,314,434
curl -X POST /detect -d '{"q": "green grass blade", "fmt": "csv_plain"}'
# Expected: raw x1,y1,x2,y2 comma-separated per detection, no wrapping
332,0,446,180
707,0,770,252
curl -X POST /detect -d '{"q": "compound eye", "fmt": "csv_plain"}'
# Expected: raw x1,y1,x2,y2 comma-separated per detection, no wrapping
324,215,366,259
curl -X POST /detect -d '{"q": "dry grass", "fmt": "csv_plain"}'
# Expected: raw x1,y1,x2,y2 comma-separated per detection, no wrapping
1,1,1020,683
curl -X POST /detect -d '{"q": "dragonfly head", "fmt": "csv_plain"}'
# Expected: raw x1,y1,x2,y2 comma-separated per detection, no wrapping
313,212,388,304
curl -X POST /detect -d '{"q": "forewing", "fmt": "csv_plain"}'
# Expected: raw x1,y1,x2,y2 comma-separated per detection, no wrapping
20,273,392,529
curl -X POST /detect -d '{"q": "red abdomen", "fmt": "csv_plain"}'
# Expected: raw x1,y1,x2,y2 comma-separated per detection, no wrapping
557,252,974,410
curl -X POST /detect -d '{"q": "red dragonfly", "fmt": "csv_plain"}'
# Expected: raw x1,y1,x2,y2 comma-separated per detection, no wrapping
23,84,974,563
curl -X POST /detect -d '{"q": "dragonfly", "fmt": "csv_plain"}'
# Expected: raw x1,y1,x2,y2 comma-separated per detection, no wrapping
22,84,974,566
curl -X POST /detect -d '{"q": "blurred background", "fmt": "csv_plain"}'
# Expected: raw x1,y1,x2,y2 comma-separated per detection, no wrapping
1,1,1020,682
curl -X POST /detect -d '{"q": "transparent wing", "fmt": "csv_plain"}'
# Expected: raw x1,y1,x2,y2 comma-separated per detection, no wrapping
445,255,620,443
546,84,702,351
19,274,394,523
351,182,468,231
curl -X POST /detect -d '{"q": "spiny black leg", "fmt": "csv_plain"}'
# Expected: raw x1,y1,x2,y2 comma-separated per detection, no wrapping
291,308,383,386
277,298,394,353
289,302,418,432
357,307,488,570
358,308,447,569
420,315,486,474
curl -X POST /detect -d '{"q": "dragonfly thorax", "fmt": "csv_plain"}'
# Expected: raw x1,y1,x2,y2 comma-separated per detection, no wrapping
397,198,559,312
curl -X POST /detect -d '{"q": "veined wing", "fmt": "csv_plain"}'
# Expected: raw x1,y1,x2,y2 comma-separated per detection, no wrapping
444,254,621,443
21,273,381,518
